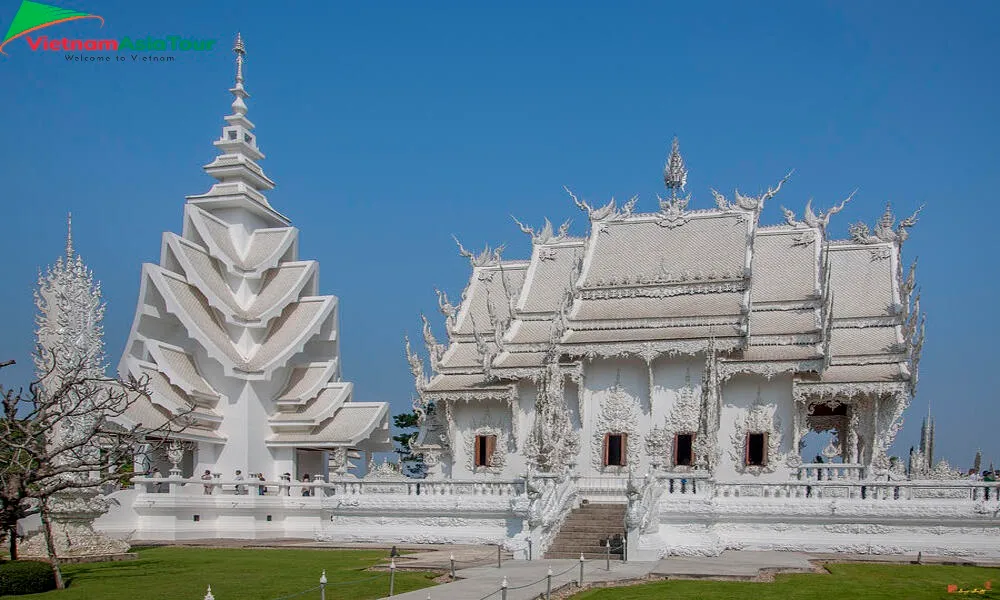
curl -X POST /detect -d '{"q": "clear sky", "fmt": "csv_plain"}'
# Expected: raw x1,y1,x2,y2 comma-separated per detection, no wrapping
1,1,997,469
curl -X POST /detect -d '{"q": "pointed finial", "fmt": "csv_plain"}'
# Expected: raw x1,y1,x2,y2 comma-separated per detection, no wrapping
664,136,688,194
65,212,73,260
233,33,245,85
204,585,215,600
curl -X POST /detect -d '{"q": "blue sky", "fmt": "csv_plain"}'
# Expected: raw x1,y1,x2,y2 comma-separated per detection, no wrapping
1,1,997,468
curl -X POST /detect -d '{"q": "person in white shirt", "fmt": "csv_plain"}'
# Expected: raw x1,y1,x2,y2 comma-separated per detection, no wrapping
234,469,245,495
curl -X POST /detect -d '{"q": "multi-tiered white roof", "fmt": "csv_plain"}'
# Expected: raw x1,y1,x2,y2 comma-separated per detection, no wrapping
119,36,390,464
410,139,923,405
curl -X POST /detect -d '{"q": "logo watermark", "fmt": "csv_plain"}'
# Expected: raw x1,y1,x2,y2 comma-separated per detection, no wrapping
1,0,216,61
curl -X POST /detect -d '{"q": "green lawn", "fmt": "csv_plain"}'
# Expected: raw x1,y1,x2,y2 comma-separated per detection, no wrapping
572,563,1000,599
3,547,438,600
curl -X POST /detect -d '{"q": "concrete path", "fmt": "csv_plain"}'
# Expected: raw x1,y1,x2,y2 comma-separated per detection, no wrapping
385,558,654,600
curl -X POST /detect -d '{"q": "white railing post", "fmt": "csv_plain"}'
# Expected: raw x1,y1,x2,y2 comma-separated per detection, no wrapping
203,585,214,600
319,570,327,600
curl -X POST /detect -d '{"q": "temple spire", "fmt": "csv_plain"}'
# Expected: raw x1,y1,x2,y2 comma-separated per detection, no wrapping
663,137,688,197
234,33,245,85
188,33,276,208
65,212,73,261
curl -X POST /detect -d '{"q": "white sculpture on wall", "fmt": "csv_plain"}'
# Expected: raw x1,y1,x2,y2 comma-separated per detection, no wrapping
729,388,784,475
525,362,579,473
464,412,510,475
592,375,641,471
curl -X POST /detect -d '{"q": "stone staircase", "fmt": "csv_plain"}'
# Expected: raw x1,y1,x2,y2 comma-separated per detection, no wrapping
544,502,626,559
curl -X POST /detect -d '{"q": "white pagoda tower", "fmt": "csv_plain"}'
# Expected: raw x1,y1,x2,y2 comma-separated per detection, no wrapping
119,35,390,480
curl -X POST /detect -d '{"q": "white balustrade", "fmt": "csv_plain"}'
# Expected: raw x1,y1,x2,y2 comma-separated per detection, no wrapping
133,476,526,498
796,463,866,481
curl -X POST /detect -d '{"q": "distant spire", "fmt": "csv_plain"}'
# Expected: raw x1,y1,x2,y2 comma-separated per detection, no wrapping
233,33,245,85
663,137,688,196
65,212,73,260
230,33,248,117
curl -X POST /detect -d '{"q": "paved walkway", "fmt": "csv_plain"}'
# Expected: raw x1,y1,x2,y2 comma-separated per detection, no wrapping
386,558,653,600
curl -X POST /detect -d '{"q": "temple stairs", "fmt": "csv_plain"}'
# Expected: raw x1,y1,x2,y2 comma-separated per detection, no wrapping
544,502,626,559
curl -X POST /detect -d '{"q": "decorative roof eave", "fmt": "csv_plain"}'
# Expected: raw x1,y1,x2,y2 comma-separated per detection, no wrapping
718,359,824,382
185,206,297,277
268,383,352,429
566,314,745,332
185,185,290,227
165,234,315,327
275,360,340,406
828,354,910,366
422,388,517,404
560,338,743,362
265,403,389,449
144,340,221,404
792,379,910,403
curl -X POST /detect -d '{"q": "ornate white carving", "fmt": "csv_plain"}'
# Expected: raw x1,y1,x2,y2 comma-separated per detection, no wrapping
512,216,572,245
591,377,641,471
849,202,923,246
566,187,636,222
464,411,510,475
659,368,701,467
711,171,792,213
524,362,579,473
729,388,784,475
453,236,505,267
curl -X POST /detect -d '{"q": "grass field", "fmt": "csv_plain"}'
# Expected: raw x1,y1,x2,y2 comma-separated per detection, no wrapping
2,547,438,600
571,563,1000,599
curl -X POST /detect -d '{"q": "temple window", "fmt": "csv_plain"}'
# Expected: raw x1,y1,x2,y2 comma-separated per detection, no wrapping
674,433,695,467
244,133,254,145
228,130,237,140
603,433,627,467
746,432,768,466
474,434,496,467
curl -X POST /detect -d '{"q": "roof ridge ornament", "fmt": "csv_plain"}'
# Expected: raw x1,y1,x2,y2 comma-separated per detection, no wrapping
566,187,635,222
712,171,793,213
511,216,571,245
781,189,856,231
848,202,924,245
663,137,688,194
453,235,505,267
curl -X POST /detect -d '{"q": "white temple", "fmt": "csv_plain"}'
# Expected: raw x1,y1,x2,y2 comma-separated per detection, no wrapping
116,35,390,482
408,138,924,484
90,40,1000,557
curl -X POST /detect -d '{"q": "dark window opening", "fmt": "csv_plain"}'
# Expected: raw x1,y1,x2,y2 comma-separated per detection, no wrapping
746,433,768,466
604,433,627,467
193,514,200,522
675,433,694,467
474,435,496,467
227,130,237,140
244,133,253,144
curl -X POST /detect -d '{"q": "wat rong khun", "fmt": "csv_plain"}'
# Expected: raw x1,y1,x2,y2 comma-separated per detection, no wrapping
18,36,1000,563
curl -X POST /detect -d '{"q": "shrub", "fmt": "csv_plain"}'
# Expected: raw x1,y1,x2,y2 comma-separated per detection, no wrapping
0,560,57,596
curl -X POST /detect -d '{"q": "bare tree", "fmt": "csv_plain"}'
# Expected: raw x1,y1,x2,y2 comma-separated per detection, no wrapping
0,354,183,588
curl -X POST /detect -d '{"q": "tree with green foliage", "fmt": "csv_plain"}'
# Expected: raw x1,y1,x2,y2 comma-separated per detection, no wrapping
392,410,426,478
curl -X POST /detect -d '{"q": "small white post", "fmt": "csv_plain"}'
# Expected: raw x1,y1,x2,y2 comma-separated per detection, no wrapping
450,553,456,579
501,576,508,600
204,585,215,600
389,558,396,596
497,544,502,568
546,566,552,599
579,553,585,587
319,570,327,600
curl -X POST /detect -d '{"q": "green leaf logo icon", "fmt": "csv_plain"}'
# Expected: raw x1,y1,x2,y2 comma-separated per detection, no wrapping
1,0,105,55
